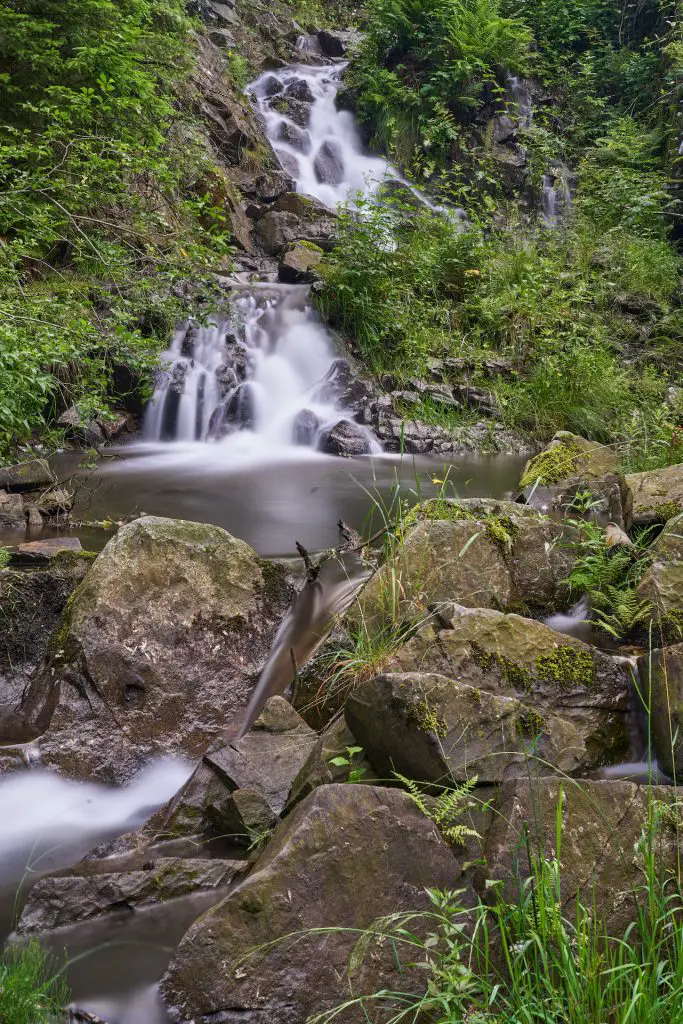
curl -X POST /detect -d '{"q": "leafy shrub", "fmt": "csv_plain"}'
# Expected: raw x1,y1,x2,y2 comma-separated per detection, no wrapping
350,0,532,171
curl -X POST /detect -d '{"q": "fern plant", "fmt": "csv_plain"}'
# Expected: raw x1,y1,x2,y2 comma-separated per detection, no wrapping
394,773,480,846
593,588,653,639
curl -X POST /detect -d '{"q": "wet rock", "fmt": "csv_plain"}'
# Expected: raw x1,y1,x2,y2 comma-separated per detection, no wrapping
17,858,242,933
275,147,300,179
625,464,683,527
0,459,55,493
20,517,293,782
314,139,345,185
12,537,83,565
260,74,284,98
161,698,316,844
318,419,371,457
254,201,337,255
490,141,527,167
215,364,240,397
272,95,311,128
277,120,312,154
161,785,464,1023
491,114,517,144
487,777,679,934
292,408,321,445
57,406,106,446
635,519,683,617
0,491,25,530
315,358,375,412
234,168,294,203
98,411,136,441
638,643,683,777
346,671,608,784
521,432,627,526
278,240,323,284
284,78,315,104
317,29,346,58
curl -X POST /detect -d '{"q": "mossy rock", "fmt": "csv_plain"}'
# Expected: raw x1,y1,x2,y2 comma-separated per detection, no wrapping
520,432,619,489
20,517,294,783
625,465,683,528
638,643,683,778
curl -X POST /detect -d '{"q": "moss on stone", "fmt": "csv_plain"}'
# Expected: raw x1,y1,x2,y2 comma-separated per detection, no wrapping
536,646,595,689
52,549,98,572
517,710,546,738
485,515,518,550
470,642,533,692
520,438,583,488
654,500,682,523
406,698,448,738
404,499,476,528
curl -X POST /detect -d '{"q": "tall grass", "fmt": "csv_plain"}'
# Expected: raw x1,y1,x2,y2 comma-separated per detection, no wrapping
309,786,683,1024
0,939,69,1024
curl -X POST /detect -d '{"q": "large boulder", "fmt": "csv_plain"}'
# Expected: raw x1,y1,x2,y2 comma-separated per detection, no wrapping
521,433,627,526
638,643,683,778
20,518,292,782
0,490,25,530
278,240,323,284
161,785,465,1022
355,500,579,626
346,609,633,782
254,192,337,256
625,465,683,527
486,777,679,934
159,697,317,843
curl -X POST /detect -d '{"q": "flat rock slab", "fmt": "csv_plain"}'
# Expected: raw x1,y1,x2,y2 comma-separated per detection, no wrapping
12,537,83,565
17,857,244,933
0,459,56,492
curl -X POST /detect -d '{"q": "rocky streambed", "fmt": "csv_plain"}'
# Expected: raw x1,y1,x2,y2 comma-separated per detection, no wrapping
0,432,682,1021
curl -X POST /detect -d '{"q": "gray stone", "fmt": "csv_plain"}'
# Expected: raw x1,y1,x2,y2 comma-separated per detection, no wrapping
161,785,465,1023
0,460,55,493
625,465,683,527
12,537,82,565
20,517,292,782
278,241,323,283
314,139,345,185
277,121,312,154
638,644,683,778
318,419,371,458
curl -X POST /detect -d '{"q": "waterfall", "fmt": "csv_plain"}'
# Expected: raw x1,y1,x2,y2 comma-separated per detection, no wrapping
508,75,534,128
542,167,572,229
144,287,379,458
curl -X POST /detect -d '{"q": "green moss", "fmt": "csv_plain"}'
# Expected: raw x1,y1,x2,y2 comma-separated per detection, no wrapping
485,515,518,550
407,697,448,738
48,586,81,659
517,710,546,739
296,240,325,253
470,642,533,692
520,438,584,488
654,500,682,523
404,499,476,528
536,646,595,689
51,549,98,571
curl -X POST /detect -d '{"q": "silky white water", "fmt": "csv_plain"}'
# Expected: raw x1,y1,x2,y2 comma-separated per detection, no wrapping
144,286,378,459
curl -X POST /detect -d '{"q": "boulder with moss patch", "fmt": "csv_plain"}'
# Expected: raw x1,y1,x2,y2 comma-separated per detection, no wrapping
20,517,293,782
635,518,683,619
521,433,626,526
363,608,633,777
625,465,683,528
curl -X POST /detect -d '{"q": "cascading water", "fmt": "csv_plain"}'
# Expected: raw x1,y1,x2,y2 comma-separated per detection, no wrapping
145,287,379,457
542,166,572,229
247,63,401,210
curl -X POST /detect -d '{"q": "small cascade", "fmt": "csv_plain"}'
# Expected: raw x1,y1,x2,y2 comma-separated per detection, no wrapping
144,286,378,458
508,75,534,128
541,166,572,229
247,63,398,209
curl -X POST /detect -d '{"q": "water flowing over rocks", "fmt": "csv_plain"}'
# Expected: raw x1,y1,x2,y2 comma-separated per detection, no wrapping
19,517,293,783
160,785,465,1023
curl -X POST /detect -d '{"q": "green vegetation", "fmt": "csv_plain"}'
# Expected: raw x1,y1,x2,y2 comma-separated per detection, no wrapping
350,0,532,174
0,0,236,459
393,773,479,846
310,809,683,1024
0,547,11,569
0,939,69,1024
318,0,683,460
